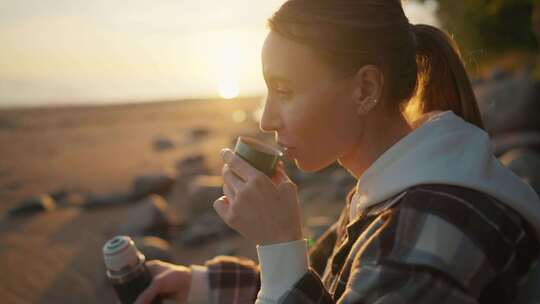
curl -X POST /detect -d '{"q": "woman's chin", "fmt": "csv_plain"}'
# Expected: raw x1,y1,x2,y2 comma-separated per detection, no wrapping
294,158,329,173
293,159,310,172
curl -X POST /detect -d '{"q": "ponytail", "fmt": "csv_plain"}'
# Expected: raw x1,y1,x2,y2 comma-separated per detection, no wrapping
408,24,484,129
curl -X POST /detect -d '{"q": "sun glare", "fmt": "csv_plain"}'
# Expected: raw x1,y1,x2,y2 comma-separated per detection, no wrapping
194,30,243,100
217,42,241,99
219,78,239,99
191,28,268,101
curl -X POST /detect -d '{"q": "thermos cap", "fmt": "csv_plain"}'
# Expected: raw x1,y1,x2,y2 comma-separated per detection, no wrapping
103,235,144,273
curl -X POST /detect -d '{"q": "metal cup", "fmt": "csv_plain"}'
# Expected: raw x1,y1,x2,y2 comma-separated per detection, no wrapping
233,136,283,177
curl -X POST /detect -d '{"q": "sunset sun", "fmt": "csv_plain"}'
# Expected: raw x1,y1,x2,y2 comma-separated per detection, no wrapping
213,34,242,100
218,78,239,99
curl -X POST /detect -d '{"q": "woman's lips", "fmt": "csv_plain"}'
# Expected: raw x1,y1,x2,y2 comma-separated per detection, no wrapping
277,141,295,159
278,141,293,149
280,146,295,160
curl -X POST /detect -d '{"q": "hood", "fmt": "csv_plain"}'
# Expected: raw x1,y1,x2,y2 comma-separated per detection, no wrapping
351,110,540,241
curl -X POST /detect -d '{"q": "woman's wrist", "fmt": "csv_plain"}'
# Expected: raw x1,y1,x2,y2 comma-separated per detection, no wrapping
259,236,303,246
259,228,303,246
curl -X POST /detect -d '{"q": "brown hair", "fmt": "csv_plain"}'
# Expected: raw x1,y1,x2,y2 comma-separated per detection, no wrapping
266,0,484,129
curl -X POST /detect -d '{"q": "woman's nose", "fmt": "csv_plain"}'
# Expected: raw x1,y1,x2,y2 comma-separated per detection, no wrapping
259,98,282,133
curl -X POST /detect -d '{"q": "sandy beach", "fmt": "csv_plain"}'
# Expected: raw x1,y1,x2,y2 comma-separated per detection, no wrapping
0,97,347,303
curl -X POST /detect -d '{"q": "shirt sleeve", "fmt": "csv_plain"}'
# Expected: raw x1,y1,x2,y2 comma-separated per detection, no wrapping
186,221,338,304
256,239,309,303
186,264,210,304
204,255,261,303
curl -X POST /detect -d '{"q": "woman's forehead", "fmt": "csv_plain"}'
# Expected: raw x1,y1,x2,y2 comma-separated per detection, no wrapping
262,31,327,83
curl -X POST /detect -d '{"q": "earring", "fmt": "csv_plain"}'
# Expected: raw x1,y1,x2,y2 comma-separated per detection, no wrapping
356,98,378,115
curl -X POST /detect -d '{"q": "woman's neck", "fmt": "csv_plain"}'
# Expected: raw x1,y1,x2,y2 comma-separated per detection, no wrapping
339,109,413,179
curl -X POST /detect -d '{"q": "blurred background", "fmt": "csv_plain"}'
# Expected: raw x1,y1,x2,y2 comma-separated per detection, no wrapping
0,0,436,107
1,0,539,303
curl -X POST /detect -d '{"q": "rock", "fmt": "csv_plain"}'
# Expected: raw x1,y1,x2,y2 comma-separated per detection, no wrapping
491,131,540,157
475,70,540,135
50,190,69,201
187,175,224,216
180,128,211,146
82,192,132,209
5,180,24,191
165,181,193,221
131,174,175,200
8,194,56,217
216,242,237,256
56,192,86,208
188,128,210,141
178,224,218,246
0,167,9,177
0,118,17,130
132,236,174,263
488,67,511,81
153,138,175,151
499,148,540,195
470,76,485,86
177,212,236,246
116,195,177,239
175,154,210,179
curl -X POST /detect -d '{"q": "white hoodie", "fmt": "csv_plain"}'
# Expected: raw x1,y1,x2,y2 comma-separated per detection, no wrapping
190,110,540,303
350,110,540,235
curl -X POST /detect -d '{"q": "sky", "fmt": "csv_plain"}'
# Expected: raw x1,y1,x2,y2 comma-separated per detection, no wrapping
0,0,439,108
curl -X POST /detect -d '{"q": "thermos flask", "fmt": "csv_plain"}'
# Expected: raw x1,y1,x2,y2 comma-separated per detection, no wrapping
103,235,162,304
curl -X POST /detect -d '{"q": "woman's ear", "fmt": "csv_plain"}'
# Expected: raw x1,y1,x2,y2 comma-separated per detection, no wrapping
354,65,384,99
352,65,384,115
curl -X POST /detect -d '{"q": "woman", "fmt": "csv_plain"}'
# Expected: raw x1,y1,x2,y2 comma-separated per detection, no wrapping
136,0,540,303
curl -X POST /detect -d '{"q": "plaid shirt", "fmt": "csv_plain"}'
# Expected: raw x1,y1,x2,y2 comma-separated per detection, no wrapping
203,184,539,303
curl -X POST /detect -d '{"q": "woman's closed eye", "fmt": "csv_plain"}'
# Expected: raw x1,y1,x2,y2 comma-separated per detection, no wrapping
271,87,293,98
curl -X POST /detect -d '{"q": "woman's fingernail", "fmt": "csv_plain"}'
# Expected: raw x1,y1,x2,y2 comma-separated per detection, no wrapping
220,148,227,158
222,149,233,162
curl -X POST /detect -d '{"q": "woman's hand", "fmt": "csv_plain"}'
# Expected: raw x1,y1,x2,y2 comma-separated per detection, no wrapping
134,260,192,304
214,148,303,245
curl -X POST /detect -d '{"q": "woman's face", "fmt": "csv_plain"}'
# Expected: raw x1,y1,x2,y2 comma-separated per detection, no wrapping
260,31,361,172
